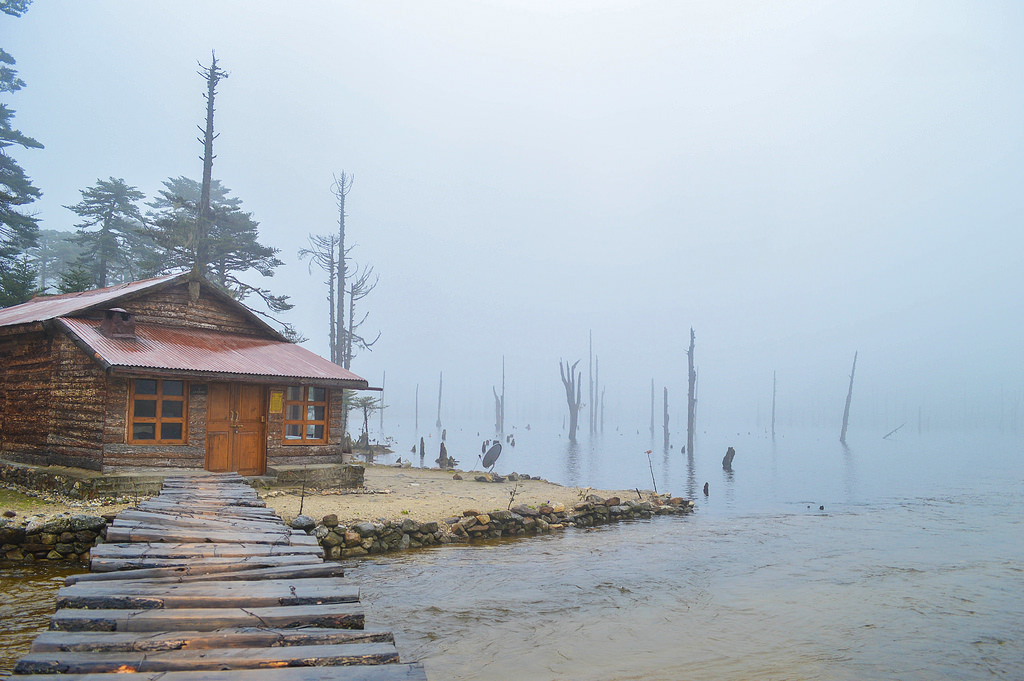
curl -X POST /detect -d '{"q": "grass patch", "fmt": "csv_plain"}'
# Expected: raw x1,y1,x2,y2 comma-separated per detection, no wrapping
0,488,56,513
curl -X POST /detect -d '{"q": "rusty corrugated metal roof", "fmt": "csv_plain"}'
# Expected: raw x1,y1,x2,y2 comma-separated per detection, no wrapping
58,317,369,387
0,274,182,328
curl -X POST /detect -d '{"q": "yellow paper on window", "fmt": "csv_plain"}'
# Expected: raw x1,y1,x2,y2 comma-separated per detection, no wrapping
269,390,284,414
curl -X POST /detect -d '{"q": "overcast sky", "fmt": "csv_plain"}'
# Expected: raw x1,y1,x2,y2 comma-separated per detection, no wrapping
4,1,1023,433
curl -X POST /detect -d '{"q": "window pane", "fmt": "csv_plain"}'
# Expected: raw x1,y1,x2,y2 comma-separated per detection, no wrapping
133,423,156,440
306,424,324,440
307,405,325,421
161,401,183,418
309,387,326,402
286,404,303,420
160,423,183,440
135,379,158,395
134,399,157,418
285,424,302,440
286,386,303,401
162,380,184,396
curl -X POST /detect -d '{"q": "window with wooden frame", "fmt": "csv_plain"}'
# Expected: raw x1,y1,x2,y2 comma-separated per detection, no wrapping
283,385,328,444
129,378,187,443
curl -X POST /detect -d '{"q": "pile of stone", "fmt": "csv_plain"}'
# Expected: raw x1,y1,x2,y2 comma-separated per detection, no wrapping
0,514,106,562
291,513,451,559
296,493,694,558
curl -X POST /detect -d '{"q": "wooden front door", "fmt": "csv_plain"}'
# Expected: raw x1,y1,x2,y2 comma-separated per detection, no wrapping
205,383,266,476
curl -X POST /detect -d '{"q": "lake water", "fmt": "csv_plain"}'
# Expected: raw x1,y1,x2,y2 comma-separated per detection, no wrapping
2,424,1022,679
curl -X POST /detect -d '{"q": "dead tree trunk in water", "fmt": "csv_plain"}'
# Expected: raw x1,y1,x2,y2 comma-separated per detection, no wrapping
771,370,777,440
840,351,858,444
560,359,583,443
663,387,670,448
435,371,443,429
686,328,697,456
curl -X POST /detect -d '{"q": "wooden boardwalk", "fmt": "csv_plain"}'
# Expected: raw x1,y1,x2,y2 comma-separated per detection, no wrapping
14,473,428,681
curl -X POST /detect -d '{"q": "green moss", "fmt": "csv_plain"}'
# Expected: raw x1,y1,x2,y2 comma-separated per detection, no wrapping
0,488,56,513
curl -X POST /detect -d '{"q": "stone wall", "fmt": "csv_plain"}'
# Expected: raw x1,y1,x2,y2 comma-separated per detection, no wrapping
296,493,695,559
0,514,105,562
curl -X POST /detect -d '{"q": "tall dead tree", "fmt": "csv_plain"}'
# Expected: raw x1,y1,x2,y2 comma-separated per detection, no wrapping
663,387,670,448
559,359,583,443
600,385,606,434
840,351,858,444
686,328,697,456
435,371,443,429
492,356,505,435
594,355,599,436
344,263,380,368
196,51,228,277
297,232,339,361
331,172,353,364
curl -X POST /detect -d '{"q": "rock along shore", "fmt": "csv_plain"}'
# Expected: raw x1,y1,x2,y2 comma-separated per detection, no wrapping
291,492,695,559
1,465,695,563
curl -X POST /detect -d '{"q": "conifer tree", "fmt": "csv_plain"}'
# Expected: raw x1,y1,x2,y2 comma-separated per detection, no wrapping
0,1,42,306
65,177,147,288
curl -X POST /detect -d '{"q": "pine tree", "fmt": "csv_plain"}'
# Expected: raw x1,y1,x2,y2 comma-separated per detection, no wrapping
0,252,35,306
146,176,290,312
55,262,94,294
0,1,42,274
65,177,148,288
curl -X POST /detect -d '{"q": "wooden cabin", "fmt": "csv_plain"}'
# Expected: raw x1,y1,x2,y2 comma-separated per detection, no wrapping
0,272,371,475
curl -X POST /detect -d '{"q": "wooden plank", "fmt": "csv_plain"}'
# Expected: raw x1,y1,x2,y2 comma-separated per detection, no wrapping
104,526,314,545
57,578,359,609
4,664,428,681
50,603,365,632
30,628,394,653
116,509,287,528
136,503,280,519
15,642,400,673
89,553,324,573
91,542,323,559
67,562,343,585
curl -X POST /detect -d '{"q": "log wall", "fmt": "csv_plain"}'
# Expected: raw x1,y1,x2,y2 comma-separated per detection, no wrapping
101,379,207,469
46,334,106,469
120,283,267,337
0,328,59,467
265,386,346,468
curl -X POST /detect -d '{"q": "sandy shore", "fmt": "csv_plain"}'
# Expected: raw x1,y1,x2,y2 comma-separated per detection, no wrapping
261,465,642,526
2,465,643,528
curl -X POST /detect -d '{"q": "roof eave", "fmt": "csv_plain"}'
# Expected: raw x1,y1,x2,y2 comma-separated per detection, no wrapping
105,365,371,389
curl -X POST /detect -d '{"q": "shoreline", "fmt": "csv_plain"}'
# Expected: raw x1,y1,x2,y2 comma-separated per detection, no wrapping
1,464,694,563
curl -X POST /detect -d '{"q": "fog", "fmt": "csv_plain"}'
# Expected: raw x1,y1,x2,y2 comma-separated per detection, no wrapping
6,1,1023,436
